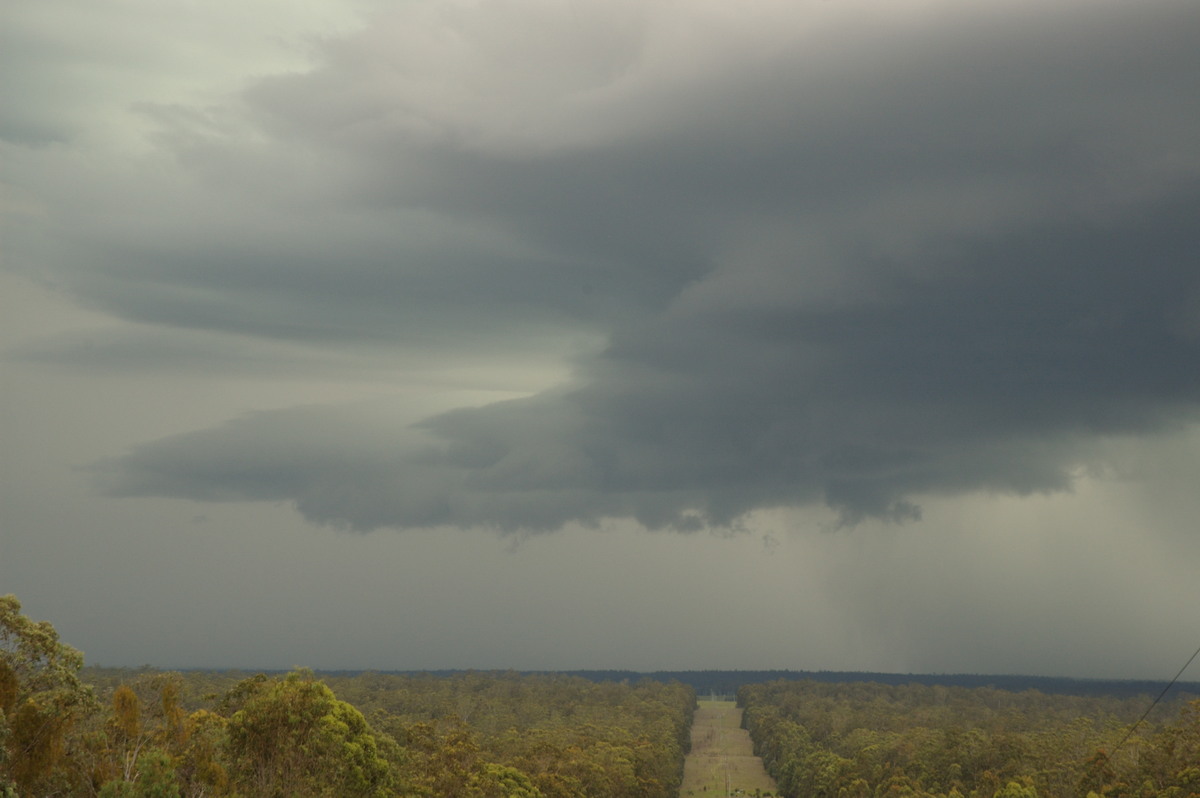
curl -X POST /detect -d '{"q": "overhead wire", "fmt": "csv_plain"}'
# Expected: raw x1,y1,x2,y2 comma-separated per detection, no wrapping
1108,637,1200,758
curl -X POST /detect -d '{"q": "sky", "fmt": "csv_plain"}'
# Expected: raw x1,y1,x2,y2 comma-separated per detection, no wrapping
3,0,1200,680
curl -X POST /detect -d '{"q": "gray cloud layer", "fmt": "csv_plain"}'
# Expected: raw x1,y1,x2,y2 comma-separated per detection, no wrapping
29,0,1200,531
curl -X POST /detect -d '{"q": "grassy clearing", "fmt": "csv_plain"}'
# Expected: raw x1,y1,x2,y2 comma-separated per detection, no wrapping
680,700,778,797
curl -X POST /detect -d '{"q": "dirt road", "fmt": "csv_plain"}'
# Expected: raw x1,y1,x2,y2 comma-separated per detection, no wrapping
679,699,778,797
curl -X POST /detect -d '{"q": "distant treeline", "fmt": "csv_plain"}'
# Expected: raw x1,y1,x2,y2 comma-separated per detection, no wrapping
302,669,1200,703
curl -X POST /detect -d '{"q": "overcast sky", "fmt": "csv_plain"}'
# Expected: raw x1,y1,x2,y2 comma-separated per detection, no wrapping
3,0,1200,679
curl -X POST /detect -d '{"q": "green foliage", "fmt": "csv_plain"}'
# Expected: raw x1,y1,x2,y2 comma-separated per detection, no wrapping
98,748,181,798
222,671,397,798
174,708,229,796
484,762,543,798
994,780,1038,798
88,673,198,792
740,681,1200,798
0,599,700,797
345,671,693,798
10,594,1200,798
0,594,96,796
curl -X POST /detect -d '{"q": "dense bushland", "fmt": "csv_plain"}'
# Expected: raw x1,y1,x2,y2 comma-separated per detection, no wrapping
326,671,694,798
0,595,693,797
739,679,1200,798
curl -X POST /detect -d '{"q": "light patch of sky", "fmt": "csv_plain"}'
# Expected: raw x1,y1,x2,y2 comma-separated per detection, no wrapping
6,0,380,153
0,272,559,454
794,474,1200,679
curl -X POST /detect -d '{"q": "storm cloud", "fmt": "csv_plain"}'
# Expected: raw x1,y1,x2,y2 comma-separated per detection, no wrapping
8,0,1200,680
14,0,1200,532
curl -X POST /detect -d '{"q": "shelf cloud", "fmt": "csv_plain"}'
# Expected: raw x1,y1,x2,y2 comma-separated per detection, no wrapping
11,0,1200,532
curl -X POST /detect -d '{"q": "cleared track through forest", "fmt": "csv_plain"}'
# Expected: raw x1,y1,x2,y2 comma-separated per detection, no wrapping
679,699,779,797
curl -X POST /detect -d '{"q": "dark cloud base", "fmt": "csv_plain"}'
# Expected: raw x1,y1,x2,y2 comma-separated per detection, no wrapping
99,183,1200,532
70,0,1200,532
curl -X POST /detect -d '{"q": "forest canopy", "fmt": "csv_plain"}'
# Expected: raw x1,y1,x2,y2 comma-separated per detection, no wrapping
1,595,693,797
4,594,1199,798
739,679,1200,798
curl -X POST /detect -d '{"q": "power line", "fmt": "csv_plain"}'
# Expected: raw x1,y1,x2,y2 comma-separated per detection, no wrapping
1109,638,1200,758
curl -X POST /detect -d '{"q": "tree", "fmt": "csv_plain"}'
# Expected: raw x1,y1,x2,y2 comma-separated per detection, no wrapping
0,594,96,796
95,674,192,795
222,671,396,797
400,716,510,797
98,749,181,798
174,709,229,797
